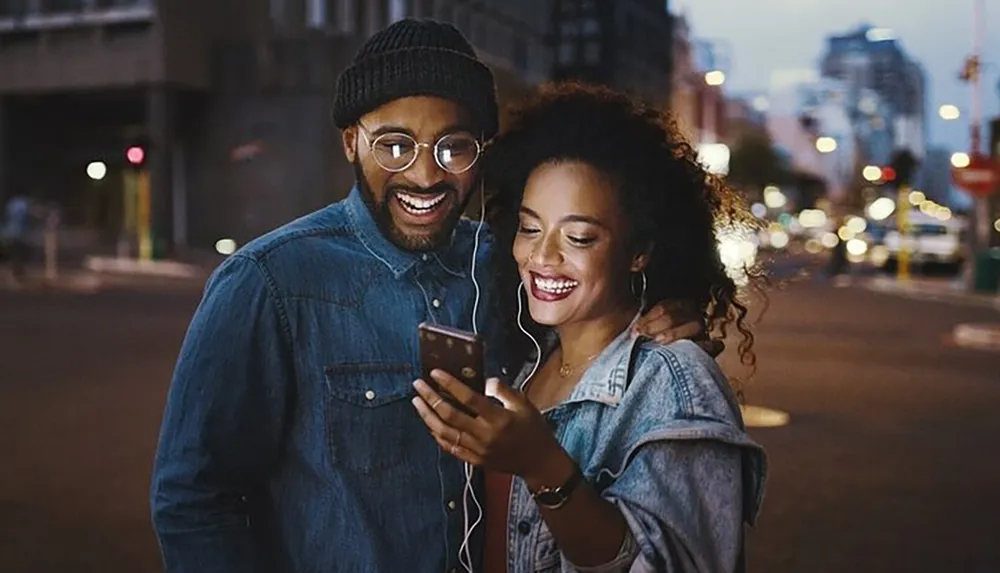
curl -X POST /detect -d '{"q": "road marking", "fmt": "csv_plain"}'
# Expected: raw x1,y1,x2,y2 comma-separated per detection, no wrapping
952,323,1000,351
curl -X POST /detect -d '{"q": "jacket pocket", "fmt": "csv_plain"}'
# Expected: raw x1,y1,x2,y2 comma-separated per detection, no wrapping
533,523,561,572
323,362,421,474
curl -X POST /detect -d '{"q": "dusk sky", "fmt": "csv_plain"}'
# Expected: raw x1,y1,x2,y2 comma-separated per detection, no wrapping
677,0,1000,155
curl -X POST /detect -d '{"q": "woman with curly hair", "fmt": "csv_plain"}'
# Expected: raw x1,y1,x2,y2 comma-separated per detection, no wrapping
411,82,767,573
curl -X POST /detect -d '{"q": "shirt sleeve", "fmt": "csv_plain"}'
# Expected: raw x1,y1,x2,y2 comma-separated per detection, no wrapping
150,254,295,573
564,440,746,573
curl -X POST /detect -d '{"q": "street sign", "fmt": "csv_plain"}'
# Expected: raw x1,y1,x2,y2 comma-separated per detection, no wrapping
952,153,1000,197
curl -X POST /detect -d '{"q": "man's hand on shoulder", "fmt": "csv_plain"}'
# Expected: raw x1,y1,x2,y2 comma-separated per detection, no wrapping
632,300,725,358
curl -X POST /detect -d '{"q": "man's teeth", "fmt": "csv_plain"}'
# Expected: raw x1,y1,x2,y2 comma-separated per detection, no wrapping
397,192,446,213
534,277,579,294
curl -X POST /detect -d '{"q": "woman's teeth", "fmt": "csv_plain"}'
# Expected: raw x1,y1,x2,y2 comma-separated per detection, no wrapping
397,191,446,214
534,277,579,294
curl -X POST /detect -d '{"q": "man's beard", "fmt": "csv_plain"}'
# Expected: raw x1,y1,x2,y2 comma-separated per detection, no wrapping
353,159,469,252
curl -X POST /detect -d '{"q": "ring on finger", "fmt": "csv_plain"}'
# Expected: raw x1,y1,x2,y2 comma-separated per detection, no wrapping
453,431,462,448
430,397,444,409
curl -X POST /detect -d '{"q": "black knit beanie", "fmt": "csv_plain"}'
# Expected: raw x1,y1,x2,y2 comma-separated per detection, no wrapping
332,19,499,139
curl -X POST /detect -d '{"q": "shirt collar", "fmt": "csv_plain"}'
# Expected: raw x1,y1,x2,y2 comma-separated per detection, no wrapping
517,312,643,409
344,185,475,279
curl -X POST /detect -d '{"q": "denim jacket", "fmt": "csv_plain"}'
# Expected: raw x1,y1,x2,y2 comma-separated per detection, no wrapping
151,187,499,573
503,325,767,573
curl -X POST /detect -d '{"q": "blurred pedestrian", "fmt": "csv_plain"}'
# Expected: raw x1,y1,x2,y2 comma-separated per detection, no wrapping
1,192,34,285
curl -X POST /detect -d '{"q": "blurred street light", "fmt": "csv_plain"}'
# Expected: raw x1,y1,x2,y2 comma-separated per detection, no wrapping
697,143,730,174
939,104,961,120
799,209,827,228
867,197,896,220
994,218,1000,233
951,152,971,168
816,137,838,153
705,70,726,86
846,216,867,234
215,238,237,256
752,96,769,112
863,165,883,182
908,190,926,205
846,238,868,256
86,161,107,181
763,185,787,209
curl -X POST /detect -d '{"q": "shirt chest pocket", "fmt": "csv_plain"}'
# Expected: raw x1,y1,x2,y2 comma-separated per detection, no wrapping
323,362,428,475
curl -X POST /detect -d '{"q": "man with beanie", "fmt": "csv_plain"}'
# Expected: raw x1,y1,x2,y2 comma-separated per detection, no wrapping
151,18,701,573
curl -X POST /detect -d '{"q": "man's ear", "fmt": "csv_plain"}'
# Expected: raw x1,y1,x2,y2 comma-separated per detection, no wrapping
630,243,654,273
341,126,358,163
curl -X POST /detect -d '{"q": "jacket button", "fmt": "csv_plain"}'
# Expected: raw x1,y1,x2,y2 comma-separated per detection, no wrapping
517,521,531,535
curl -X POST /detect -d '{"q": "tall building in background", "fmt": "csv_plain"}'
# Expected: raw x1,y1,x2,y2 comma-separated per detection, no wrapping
820,24,928,162
668,11,725,145
550,0,673,108
766,69,860,207
0,0,552,253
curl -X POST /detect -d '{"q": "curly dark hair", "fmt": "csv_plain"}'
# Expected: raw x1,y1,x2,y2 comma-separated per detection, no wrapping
482,81,764,394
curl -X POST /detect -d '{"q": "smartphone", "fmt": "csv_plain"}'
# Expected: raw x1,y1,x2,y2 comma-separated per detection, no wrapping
417,322,486,415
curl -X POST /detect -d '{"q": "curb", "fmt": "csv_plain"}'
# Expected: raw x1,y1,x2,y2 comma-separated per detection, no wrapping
83,256,205,279
0,273,102,293
863,277,1000,310
953,323,1000,351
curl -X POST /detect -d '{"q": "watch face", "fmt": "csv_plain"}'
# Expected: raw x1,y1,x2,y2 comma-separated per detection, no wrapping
534,491,565,508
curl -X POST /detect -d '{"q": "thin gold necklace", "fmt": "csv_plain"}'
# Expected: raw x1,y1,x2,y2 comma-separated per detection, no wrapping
558,352,600,378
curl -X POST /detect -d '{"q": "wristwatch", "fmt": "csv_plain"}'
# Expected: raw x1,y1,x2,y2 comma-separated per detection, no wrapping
530,466,584,510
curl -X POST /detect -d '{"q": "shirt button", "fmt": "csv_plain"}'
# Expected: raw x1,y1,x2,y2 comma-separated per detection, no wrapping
432,298,441,308
447,500,457,510
364,390,376,400
422,254,429,261
517,520,531,535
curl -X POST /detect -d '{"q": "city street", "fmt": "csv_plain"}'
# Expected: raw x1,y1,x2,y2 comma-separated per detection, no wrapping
1,273,999,572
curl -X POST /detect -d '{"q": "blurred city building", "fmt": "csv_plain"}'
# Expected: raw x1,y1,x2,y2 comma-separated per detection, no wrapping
765,69,861,209
669,12,725,146
550,0,673,110
820,23,928,162
0,0,552,252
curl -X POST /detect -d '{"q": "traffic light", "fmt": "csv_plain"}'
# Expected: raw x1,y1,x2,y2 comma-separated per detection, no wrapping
126,145,145,167
889,148,918,186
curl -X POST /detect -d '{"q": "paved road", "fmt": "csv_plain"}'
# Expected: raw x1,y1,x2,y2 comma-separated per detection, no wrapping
1,277,998,572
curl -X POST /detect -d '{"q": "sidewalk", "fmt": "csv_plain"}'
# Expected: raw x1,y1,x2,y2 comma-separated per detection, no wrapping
1,251,219,294
861,275,1000,310
0,270,102,293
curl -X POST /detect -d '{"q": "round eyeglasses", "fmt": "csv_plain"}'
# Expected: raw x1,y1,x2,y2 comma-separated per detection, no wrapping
358,124,482,175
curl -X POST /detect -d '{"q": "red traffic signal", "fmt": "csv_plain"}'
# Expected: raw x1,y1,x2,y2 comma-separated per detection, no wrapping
126,146,145,165
881,166,896,182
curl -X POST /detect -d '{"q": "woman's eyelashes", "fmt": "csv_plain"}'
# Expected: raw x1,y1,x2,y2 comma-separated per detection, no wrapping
517,223,598,247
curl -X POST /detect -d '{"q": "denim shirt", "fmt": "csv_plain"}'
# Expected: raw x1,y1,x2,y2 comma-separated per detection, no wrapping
151,187,499,573
504,325,767,573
